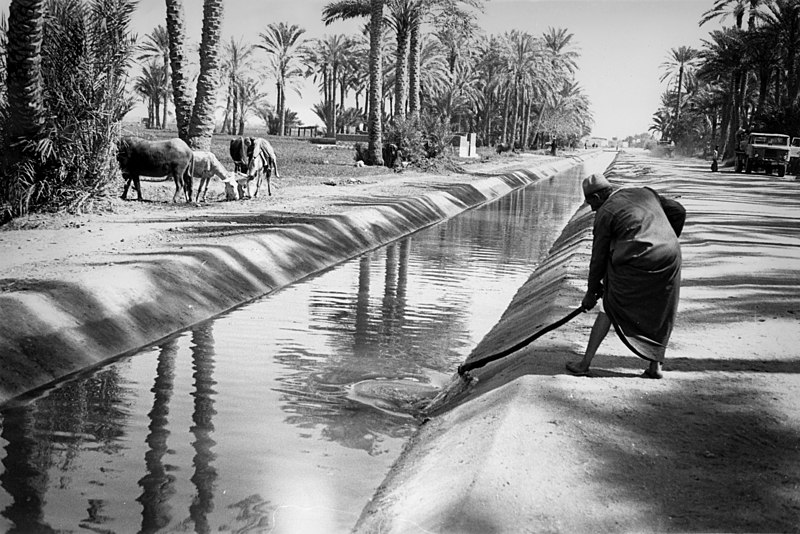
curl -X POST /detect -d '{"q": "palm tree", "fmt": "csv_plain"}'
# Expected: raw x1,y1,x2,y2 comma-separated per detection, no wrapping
135,59,169,128
165,0,194,141
368,0,384,165
6,0,46,143
700,0,765,31
660,46,698,140
220,37,255,135
258,22,307,136
306,34,354,136
138,25,171,128
543,27,579,77
233,77,268,135
187,0,224,150
696,28,746,157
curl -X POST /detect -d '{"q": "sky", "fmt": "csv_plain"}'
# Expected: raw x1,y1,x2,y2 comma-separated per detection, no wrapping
0,0,727,139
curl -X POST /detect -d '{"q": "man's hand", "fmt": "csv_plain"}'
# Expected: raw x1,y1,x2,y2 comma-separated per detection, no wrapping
582,284,603,311
581,291,598,311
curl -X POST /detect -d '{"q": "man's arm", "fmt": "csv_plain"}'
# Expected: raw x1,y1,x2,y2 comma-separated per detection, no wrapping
584,211,611,309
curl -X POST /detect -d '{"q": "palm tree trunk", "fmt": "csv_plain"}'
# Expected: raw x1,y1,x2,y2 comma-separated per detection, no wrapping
394,26,409,119
165,0,194,142
6,0,46,142
408,15,421,120
278,81,286,136
367,0,384,165
330,63,338,136
672,66,684,138
162,92,168,129
188,0,224,151
221,85,231,134
501,86,511,143
511,80,520,147
522,97,531,149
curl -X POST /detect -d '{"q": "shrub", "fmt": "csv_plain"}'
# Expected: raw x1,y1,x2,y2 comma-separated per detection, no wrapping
0,0,137,222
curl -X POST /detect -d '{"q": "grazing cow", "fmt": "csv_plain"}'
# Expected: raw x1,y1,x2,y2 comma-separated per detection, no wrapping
229,136,250,173
117,137,194,202
244,137,280,198
496,142,512,154
192,150,239,202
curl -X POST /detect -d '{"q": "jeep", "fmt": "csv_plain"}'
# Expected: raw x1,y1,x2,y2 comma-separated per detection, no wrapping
735,132,790,176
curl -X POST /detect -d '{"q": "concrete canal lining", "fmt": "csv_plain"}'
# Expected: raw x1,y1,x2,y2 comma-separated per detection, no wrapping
0,151,615,405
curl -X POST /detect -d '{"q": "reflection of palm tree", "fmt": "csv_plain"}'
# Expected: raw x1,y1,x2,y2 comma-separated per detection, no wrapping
137,338,179,533
381,243,399,335
355,254,372,355
189,324,218,534
0,404,54,533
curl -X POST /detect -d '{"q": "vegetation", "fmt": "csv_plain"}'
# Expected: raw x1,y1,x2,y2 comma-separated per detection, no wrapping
0,0,594,223
652,0,800,159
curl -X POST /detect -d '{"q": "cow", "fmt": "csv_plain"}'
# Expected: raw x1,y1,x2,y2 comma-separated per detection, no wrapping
496,142,512,154
244,137,280,198
117,137,194,202
229,136,250,173
192,150,240,202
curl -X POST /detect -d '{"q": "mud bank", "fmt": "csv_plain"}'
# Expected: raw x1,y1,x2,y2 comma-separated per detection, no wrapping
0,151,613,405
354,151,800,533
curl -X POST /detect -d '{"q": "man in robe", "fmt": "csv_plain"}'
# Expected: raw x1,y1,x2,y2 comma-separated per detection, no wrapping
566,173,685,379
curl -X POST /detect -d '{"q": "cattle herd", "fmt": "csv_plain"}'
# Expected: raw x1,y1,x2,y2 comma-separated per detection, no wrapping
117,136,279,203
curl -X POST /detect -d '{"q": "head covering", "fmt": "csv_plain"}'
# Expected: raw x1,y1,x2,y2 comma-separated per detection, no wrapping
582,173,612,197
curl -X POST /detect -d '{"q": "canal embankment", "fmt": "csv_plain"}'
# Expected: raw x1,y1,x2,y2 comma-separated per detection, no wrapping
0,150,615,405
353,150,800,533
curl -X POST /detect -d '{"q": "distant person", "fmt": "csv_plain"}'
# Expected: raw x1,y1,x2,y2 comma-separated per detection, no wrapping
550,139,557,156
711,145,719,172
567,173,686,379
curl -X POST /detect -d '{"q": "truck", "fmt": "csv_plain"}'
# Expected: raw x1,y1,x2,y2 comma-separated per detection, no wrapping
735,132,790,176
788,137,800,175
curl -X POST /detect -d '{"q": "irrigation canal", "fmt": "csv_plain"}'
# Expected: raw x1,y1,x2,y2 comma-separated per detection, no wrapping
0,157,610,533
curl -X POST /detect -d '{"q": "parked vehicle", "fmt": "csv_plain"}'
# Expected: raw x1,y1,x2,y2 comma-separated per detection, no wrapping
735,132,790,176
788,137,800,174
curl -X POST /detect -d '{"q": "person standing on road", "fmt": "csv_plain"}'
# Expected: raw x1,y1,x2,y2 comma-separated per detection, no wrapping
711,145,719,172
566,173,686,379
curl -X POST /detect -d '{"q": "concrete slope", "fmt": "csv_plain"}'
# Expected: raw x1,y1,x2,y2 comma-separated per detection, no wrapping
0,152,613,405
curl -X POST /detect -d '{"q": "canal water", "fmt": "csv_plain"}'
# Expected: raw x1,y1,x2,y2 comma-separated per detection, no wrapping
0,160,606,533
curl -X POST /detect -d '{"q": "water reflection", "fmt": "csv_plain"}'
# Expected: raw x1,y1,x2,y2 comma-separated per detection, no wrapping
188,324,218,533
137,338,178,533
1,366,130,533
1,404,53,533
0,164,592,532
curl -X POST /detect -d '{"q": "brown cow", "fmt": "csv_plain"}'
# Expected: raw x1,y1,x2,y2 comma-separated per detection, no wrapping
117,137,194,202
229,136,250,173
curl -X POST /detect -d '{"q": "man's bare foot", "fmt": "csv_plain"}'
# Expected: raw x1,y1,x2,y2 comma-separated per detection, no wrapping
641,361,663,379
566,361,591,376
